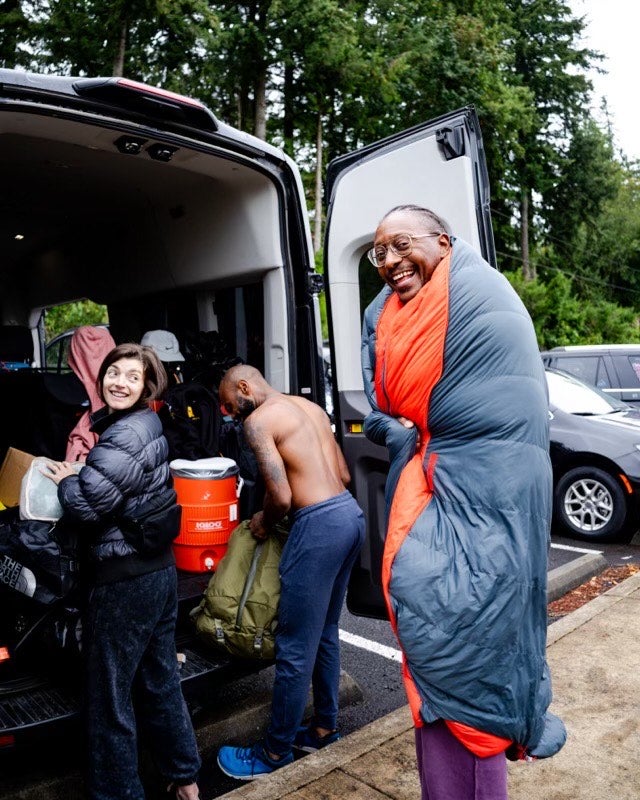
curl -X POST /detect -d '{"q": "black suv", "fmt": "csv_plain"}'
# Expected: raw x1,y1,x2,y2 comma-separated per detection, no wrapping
541,345,640,406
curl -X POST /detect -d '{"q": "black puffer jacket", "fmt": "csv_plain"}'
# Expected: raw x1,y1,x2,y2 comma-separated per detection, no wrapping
58,406,175,583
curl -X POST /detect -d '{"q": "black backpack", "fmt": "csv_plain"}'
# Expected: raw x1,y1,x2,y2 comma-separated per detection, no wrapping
218,420,264,520
158,381,263,519
158,382,222,462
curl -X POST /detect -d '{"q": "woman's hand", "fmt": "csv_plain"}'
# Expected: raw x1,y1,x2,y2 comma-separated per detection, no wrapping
40,460,76,485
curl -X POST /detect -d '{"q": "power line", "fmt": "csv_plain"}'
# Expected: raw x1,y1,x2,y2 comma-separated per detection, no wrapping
489,205,640,265
490,206,566,247
494,249,640,297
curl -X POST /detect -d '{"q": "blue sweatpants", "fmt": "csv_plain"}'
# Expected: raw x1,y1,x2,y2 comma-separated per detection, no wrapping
265,490,365,756
84,566,201,800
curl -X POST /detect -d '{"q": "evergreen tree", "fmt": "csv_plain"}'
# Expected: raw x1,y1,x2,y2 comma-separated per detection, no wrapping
0,0,31,68
572,159,640,307
500,0,599,279
34,0,217,87
269,0,365,248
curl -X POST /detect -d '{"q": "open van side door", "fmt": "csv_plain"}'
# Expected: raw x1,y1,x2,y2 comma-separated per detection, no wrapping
324,107,494,618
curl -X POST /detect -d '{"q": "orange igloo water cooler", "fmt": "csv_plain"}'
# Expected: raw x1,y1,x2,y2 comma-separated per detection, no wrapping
169,457,243,572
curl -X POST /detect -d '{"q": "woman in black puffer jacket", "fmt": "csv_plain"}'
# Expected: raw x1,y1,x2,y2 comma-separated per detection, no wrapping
42,343,200,800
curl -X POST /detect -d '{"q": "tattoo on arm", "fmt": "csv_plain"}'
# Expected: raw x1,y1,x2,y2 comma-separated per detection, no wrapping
244,418,292,522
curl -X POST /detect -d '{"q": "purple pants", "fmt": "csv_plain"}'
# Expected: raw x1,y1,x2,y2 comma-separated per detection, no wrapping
415,720,508,800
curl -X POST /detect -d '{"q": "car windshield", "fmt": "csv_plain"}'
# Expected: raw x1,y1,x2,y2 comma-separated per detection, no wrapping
546,370,629,415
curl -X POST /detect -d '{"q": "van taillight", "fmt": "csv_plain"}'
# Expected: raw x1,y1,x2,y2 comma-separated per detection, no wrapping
73,77,219,132
0,734,15,748
114,78,206,109
0,647,10,662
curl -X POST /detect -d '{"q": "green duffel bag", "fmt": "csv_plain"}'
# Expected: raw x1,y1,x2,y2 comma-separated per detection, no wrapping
190,519,288,660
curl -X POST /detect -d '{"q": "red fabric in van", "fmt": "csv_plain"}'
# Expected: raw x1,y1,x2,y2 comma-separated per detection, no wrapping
65,326,116,461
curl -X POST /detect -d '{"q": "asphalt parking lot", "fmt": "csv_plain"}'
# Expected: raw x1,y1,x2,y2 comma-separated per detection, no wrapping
1,529,636,800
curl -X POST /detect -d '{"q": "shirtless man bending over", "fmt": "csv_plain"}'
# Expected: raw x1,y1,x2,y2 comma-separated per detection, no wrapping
216,365,365,781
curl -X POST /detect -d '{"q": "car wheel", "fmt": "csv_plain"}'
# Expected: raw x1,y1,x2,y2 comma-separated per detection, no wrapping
554,466,627,542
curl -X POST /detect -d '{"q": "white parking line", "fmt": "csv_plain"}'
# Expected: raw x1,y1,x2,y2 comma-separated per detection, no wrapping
339,629,403,662
550,543,603,555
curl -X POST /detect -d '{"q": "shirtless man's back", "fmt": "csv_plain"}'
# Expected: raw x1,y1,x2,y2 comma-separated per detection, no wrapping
217,364,365,779
219,365,351,535
247,393,348,507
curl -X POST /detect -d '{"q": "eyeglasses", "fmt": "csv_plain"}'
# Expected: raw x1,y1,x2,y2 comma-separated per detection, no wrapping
366,232,443,268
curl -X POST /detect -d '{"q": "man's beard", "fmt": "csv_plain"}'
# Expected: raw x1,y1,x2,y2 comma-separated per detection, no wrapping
236,396,256,419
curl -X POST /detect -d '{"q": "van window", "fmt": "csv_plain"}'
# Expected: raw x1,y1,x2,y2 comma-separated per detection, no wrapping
45,333,72,372
214,283,264,374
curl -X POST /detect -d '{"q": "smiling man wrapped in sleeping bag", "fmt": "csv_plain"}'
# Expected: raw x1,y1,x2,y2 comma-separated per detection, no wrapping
361,205,566,799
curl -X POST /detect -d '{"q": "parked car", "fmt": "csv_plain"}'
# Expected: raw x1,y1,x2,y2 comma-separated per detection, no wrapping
0,69,495,748
547,368,640,542
541,344,640,406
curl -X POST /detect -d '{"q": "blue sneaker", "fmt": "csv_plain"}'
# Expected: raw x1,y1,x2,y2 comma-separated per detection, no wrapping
217,743,293,780
293,726,341,752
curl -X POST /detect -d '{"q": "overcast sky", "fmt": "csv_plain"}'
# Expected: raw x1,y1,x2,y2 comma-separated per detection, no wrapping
569,0,640,160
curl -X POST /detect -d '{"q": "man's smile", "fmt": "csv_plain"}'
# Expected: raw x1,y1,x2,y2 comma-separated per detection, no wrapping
390,267,416,285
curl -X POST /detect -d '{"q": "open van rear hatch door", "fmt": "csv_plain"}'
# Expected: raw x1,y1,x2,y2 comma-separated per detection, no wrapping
324,107,494,618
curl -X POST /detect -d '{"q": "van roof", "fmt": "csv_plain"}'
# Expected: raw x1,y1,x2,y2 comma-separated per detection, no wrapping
0,69,286,161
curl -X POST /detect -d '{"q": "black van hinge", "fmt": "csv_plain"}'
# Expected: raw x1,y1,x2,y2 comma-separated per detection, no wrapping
436,124,466,161
307,272,325,294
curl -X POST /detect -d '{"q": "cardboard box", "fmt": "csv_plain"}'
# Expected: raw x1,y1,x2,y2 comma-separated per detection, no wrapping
0,447,36,508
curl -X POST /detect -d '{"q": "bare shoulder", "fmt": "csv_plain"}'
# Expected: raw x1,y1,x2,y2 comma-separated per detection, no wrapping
248,395,328,439
287,395,331,426
245,396,297,436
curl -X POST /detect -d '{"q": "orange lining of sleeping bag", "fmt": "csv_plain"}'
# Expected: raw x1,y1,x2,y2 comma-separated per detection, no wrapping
373,251,510,758
445,721,511,758
374,251,451,620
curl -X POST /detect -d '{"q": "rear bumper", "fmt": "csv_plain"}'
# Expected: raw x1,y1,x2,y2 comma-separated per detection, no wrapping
0,642,264,750
0,684,79,748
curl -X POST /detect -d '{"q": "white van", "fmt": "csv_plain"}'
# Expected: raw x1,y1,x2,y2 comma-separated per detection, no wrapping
0,69,494,746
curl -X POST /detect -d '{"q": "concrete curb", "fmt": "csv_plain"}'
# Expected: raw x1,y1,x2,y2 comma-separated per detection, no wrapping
546,552,607,603
215,705,414,800
216,555,621,800
547,567,640,646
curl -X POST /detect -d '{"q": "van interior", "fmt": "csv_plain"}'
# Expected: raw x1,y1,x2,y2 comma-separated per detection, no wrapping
0,106,316,465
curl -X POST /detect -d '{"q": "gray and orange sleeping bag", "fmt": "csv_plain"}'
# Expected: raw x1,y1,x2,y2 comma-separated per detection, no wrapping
361,237,566,760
